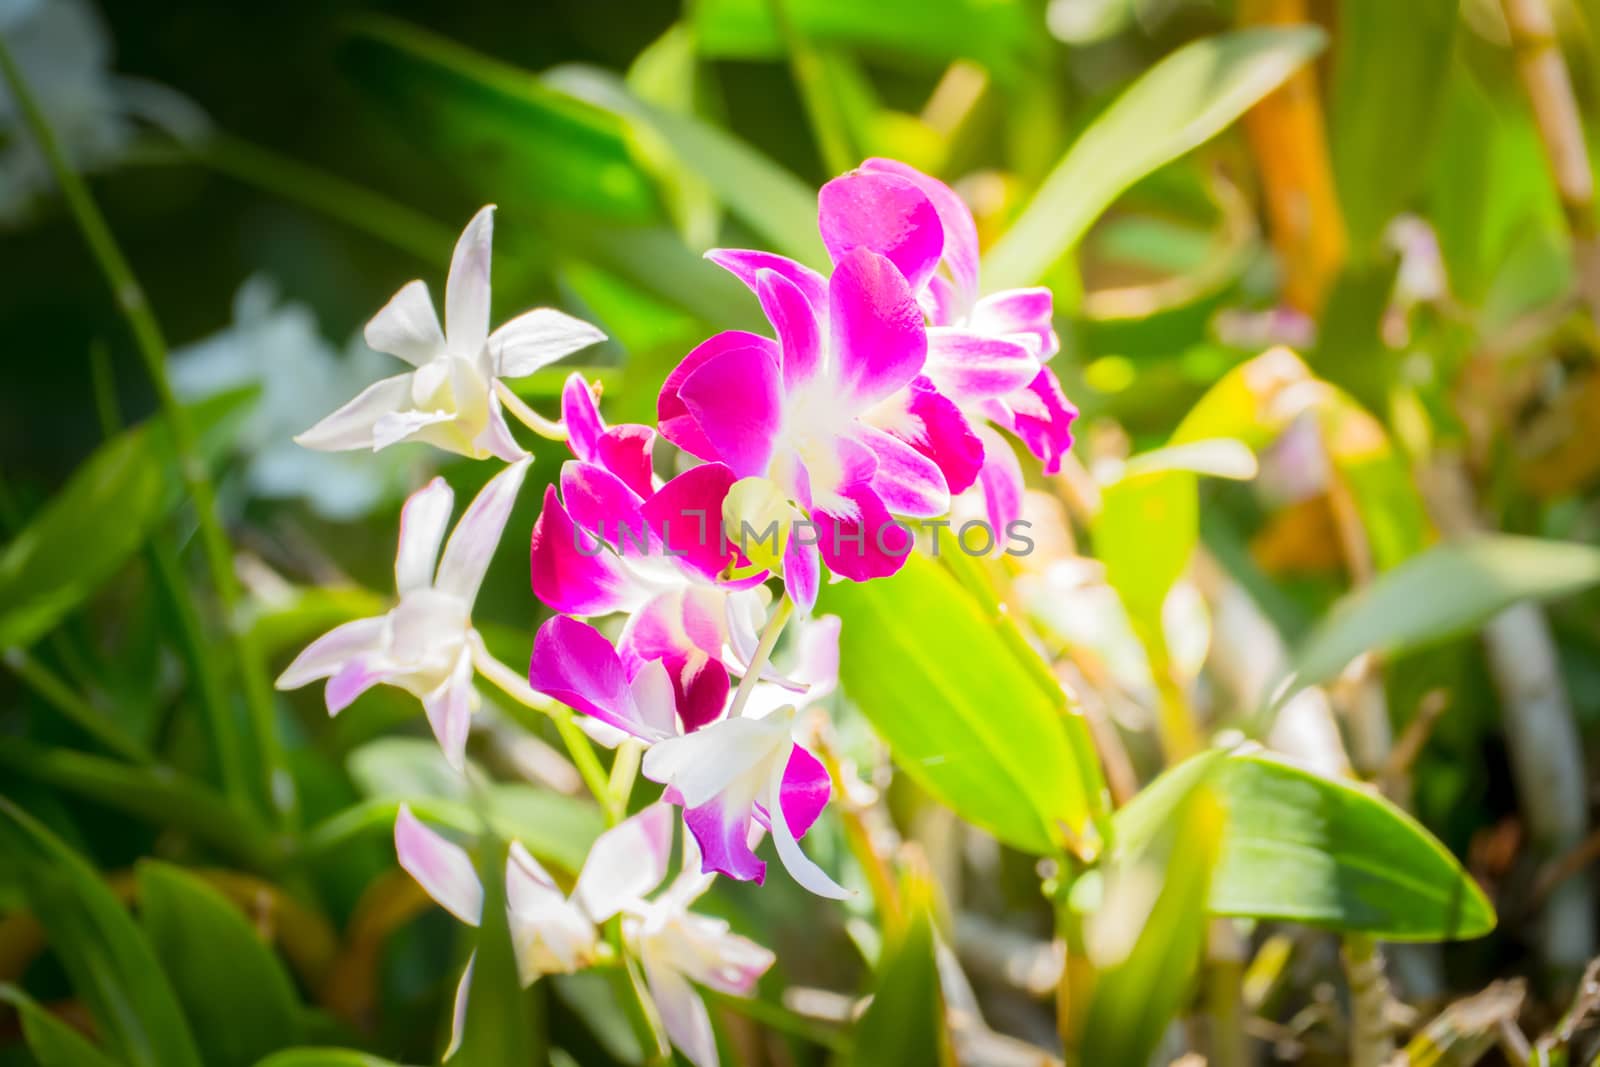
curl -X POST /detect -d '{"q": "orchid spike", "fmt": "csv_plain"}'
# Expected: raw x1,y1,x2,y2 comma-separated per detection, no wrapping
276,459,530,768
528,614,841,895
295,206,606,461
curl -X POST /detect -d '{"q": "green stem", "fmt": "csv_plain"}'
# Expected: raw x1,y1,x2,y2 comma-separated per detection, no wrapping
0,37,293,828
607,739,642,817
2,647,150,764
727,594,794,719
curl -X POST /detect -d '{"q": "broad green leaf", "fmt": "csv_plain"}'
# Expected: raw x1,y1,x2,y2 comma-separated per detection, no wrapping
341,17,656,223
1328,0,1457,249
1290,536,1600,689
137,862,302,1067
1316,386,1431,571
821,552,1104,857
1077,784,1220,1066
983,27,1325,291
545,65,826,267
1095,469,1198,633
1115,752,1496,940
254,1051,410,1067
846,892,953,1067
691,0,1041,83
449,836,542,1065
0,799,204,1067
0,389,253,649
0,984,122,1067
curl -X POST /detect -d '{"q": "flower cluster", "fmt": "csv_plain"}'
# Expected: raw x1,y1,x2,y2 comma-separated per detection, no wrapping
275,160,1072,1066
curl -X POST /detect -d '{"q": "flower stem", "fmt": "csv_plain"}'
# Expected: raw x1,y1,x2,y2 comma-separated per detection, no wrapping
494,380,568,442
0,35,292,827
469,636,616,819
727,593,794,719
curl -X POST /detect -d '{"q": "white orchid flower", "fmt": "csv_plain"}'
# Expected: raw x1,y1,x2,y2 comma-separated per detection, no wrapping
275,459,529,768
295,205,606,461
396,803,774,1067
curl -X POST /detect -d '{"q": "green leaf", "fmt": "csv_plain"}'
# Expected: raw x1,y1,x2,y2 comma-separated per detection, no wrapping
1095,469,1198,634
341,16,657,223
983,27,1326,291
0,984,122,1067
0,389,253,649
691,0,1041,83
545,65,827,267
847,895,953,1067
821,551,1105,857
137,862,303,1067
1114,752,1497,940
1077,783,1220,1066
1290,535,1600,690
1328,0,1457,249
0,798,204,1067
449,836,542,1065
253,1051,411,1067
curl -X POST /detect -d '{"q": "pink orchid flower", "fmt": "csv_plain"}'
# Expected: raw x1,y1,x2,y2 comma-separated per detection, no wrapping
275,460,529,768
531,373,770,729
658,240,946,611
397,803,773,1067
296,206,606,461
820,160,1078,531
527,614,842,897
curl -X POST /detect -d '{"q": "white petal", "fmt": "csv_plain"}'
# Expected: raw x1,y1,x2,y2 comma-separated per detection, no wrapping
445,954,475,1061
627,659,683,741
275,615,388,689
394,804,484,925
365,279,445,366
473,387,528,463
575,803,674,922
434,457,530,604
446,205,496,357
506,841,597,982
767,770,849,899
641,947,719,1067
395,477,454,594
489,307,607,379
294,373,414,452
373,408,453,452
640,716,786,810
423,649,477,771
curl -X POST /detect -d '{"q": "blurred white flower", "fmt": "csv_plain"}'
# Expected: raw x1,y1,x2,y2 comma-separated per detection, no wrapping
0,0,206,225
169,277,420,520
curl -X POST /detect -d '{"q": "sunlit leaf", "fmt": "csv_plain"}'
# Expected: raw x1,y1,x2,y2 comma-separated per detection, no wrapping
137,862,302,1067
1114,752,1496,940
0,799,204,1067
983,27,1325,291
846,876,953,1067
821,552,1105,858
1290,536,1600,689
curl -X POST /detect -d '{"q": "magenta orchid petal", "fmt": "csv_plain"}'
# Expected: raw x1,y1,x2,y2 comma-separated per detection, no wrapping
596,424,657,499
818,170,944,293
705,248,829,311
326,656,387,715
659,331,779,461
619,591,732,731
783,533,821,615
679,341,784,478
530,486,641,616
828,247,928,407
1002,366,1078,474
815,484,913,581
756,268,824,390
528,616,674,741
684,795,766,885
862,157,981,306
924,328,1043,402
976,425,1026,533
395,804,484,926
640,463,743,581
561,371,605,461
972,287,1058,358
854,423,951,518
903,378,985,496
779,745,831,840
559,461,650,554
